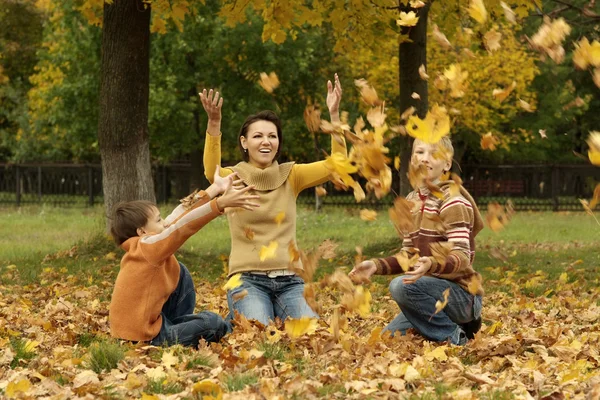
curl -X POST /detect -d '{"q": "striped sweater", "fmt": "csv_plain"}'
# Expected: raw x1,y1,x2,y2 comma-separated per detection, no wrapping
373,181,485,295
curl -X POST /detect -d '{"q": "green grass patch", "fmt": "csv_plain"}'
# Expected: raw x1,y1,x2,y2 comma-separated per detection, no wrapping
257,341,287,361
9,337,37,369
144,379,184,395
86,339,125,374
225,372,258,392
185,353,216,369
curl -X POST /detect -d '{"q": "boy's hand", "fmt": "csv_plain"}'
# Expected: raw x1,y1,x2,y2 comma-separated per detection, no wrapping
402,257,432,284
326,73,342,122
199,88,222,136
349,260,377,284
216,185,260,212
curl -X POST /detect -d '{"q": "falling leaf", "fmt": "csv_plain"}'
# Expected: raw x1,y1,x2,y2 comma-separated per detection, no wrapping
433,288,451,316
411,92,421,100
316,186,327,197
529,17,571,64
274,211,285,226
393,156,401,170
432,25,452,50
406,104,450,144
410,0,426,7
259,241,279,261
360,209,378,221
258,72,280,93
394,250,420,272
484,30,502,52
590,183,600,209
429,242,453,267
519,99,535,112
366,103,387,127
572,37,600,70
288,240,301,262
593,68,600,89
493,81,517,102
418,64,429,80
443,64,468,98
539,129,547,139
231,289,248,302
466,275,483,295
468,0,487,24
285,317,318,339
354,79,382,106
486,202,510,232
397,11,419,27
303,104,321,133
500,1,516,23
223,273,243,290
400,106,417,121
244,227,255,241
481,132,500,151
318,239,338,259
587,131,600,166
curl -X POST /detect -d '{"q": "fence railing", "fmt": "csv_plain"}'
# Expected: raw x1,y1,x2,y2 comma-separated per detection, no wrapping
1,162,598,211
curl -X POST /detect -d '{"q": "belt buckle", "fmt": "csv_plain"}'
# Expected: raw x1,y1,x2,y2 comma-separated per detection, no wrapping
267,269,294,278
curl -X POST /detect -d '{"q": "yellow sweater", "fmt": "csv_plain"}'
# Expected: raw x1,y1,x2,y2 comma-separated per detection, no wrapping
109,195,222,341
204,134,346,275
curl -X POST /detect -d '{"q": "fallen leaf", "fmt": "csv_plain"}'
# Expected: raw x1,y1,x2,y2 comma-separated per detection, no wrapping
259,241,279,261
285,317,318,339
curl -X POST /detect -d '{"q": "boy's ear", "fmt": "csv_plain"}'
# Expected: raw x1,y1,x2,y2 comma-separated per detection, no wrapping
136,227,145,236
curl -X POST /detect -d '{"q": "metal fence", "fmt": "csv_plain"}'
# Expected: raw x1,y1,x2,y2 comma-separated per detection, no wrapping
1,162,598,211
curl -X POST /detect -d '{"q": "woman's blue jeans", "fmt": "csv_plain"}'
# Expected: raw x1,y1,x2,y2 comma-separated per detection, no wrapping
384,275,482,345
151,263,230,347
226,273,318,325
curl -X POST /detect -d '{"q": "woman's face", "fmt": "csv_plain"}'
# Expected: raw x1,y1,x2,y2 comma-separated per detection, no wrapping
240,120,279,168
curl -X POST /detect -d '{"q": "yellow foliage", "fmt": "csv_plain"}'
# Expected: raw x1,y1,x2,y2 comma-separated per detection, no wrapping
222,274,243,291
406,104,450,144
285,317,318,339
259,241,279,261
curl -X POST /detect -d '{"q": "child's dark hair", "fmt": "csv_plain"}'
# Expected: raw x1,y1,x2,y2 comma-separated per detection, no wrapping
109,200,156,245
238,110,283,161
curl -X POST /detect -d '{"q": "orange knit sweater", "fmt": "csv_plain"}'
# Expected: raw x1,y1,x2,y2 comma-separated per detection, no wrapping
109,195,222,341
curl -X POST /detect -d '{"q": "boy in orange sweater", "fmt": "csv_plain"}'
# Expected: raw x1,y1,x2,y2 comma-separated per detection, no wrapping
109,169,259,347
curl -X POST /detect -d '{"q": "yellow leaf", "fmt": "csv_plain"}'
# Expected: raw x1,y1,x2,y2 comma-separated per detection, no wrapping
393,156,401,170
406,104,450,144
424,345,448,361
484,29,502,52
492,81,517,102
480,132,500,151
274,211,285,226
559,272,568,283
518,99,535,112
586,131,600,166
304,104,321,133
590,183,600,209
161,350,178,369
432,25,452,50
288,240,301,262
192,379,223,399
266,326,283,343
487,321,502,335
284,317,318,339
468,0,487,24
23,339,40,353
433,288,450,315
315,185,327,197
6,379,31,398
223,274,243,291
141,393,160,400
418,64,429,80
466,275,482,295
258,72,280,93
359,209,378,221
354,78,382,106
500,1,516,24
397,11,419,27
404,365,421,382
259,241,279,261
104,252,116,260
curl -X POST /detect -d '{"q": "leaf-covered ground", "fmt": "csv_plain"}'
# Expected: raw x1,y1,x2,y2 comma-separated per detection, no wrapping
1,239,599,400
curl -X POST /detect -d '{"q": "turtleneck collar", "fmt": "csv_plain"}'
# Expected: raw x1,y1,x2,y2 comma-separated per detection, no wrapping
231,161,295,190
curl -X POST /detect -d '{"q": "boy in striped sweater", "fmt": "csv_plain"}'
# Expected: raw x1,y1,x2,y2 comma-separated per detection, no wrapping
109,169,259,347
350,137,484,345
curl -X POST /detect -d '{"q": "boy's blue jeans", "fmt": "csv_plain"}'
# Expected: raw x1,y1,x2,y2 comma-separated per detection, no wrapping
226,273,318,326
151,264,230,347
384,275,482,345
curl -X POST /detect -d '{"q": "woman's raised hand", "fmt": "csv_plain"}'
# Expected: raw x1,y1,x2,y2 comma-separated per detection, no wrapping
326,73,342,121
199,89,223,136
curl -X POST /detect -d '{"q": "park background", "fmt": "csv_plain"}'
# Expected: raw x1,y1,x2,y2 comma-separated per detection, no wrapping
1,0,600,399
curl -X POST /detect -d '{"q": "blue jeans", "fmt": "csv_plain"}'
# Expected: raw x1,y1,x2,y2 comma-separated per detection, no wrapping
384,275,482,345
151,263,230,347
227,273,317,325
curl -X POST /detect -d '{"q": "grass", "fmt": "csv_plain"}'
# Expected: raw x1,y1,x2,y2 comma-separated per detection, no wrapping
9,337,38,369
224,372,258,392
86,339,125,374
144,379,184,395
1,206,599,292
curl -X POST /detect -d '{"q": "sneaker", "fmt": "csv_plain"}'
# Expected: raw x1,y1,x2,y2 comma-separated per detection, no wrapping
461,317,482,340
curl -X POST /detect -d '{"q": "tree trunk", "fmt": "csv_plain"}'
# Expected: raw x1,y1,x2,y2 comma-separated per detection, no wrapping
98,0,154,229
398,1,431,195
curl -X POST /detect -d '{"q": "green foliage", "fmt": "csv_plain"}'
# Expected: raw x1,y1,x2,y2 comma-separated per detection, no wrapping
9,337,37,369
225,372,258,392
144,379,184,395
258,341,287,361
86,339,125,374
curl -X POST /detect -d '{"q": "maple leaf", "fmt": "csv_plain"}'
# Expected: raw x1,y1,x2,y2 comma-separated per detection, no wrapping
468,0,487,24
481,132,500,151
484,30,502,52
274,211,285,226
432,25,452,50
244,227,255,241
443,64,468,98
518,99,535,112
418,64,429,80
223,273,243,291
318,239,338,259
492,81,517,102
259,241,279,261
424,345,448,361
500,1,516,24
366,103,386,127
303,103,321,133
265,326,282,343
192,380,223,398
285,317,318,339
406,104,450,144
394,250,420,272
572,37,600,70
258,72,280,93
6,379,32,397
397,11,419,27
324,152,358,188
315,186,327,197
586,131,600,166
161,350,178,369
354,79,382,107
433,288,450,316
360,209,378,221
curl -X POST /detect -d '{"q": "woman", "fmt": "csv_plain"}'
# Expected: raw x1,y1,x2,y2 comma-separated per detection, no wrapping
200,75,345,325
